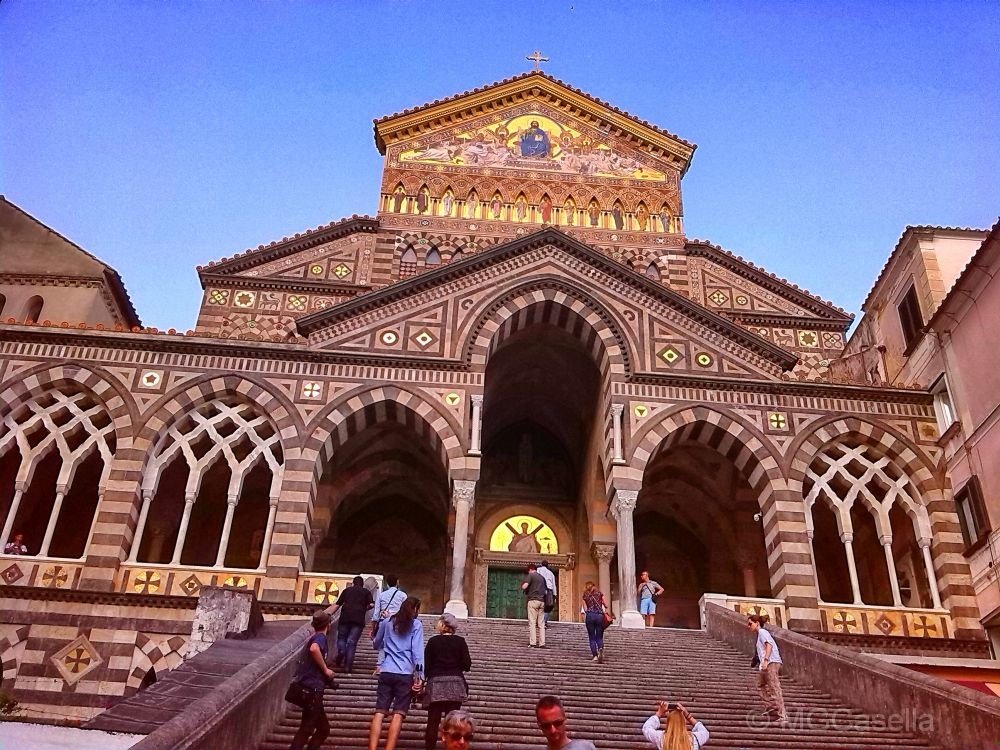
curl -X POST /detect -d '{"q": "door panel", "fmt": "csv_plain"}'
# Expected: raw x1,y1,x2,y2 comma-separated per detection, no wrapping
486,567,525,619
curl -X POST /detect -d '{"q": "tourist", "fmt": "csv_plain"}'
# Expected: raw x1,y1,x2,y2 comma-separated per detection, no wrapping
287,610,334,750
372,574,407,674
332,575,374,673
439,709,475,749
535,695,597,749
581,581,609,663
3,532,27,555
423,613,472,750
637,570,664,627
521,563,547,648
641,701,709,749
370,596,424,750
747,614,785,723
538,559,557,627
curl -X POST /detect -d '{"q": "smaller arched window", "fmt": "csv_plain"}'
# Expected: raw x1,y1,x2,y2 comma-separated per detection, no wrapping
645,262,661,281
425,248,442,266
450,249,464,263
0,293,6,318
399,246,418,278
22,295,43,323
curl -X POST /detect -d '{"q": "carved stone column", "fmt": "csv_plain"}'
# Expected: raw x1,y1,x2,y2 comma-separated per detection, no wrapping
445,480,477,618
128,490,155,563
38,486,68,557
611,404,625,464
841,531,864,605
0,484,25,551
591,542,616,612
919,538,943,610
880,534,903,607
469,395,484,456
611,489,644,628
171,494,196,565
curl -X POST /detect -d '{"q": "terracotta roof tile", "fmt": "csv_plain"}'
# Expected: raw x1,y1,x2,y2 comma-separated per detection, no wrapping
685,238,852,319
198,215,378,273
859,224,990,311
373,71,695,149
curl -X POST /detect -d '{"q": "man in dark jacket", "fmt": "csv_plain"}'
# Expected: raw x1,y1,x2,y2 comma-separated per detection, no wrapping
521,563,547,648
332,575,373,673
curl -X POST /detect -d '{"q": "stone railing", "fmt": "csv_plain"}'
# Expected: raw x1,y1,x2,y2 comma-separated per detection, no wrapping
818,602,954,639
131,604,337,750
698,593,789,628
0,554,85,589
704,602,1000,749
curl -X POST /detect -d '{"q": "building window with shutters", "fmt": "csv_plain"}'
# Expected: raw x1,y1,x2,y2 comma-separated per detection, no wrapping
930,376,957,434
897,284,923,354
955,477,989,551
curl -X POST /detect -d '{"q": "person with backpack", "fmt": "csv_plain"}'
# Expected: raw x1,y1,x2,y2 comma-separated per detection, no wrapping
537,559,557,626
370,596,424,750
372,574,407,675
286,610,335,750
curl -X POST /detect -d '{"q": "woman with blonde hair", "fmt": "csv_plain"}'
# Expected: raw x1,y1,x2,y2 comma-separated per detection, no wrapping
642,701,709,749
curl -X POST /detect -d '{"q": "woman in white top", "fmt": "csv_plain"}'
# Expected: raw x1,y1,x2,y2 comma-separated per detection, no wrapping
642,702,709,750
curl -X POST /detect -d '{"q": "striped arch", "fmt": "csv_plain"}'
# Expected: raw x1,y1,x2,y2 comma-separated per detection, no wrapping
302,384,465,480
624,405,821,629
629,406,782,501
789,416,981,637
463,278,633,378
0,361,137,447
133,373,302,461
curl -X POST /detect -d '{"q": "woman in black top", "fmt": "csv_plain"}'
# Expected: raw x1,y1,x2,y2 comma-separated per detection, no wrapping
423,613,472,750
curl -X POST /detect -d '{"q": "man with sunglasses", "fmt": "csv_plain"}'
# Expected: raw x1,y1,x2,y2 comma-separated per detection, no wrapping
535,695,597,750
439,709,475,749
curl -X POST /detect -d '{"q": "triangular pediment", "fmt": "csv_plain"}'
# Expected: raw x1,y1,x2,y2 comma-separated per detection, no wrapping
197,216,379,284
375,72,696,177
298,229,797,380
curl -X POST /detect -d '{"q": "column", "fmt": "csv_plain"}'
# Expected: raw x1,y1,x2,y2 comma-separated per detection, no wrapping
0,485,25,551
841,532,863,605
611,404,625,465
128,490,154,562
919,539,943,610
445,480,476,619
591,542,616,614
806,529,824,602
170,494,196,565
469,395,484,456
881,535,903,607
39,486,68,557
214,496,239,568
612,489,644,628
257,498,279,571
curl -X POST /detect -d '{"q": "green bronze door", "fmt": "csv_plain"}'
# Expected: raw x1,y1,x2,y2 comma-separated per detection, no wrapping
486,567,525,619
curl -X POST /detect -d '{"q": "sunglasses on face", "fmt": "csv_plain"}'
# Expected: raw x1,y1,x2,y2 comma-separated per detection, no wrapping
446,731,474,742
538,718,566,730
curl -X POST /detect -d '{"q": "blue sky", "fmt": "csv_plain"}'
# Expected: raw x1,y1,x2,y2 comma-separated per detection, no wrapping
2,1,998,329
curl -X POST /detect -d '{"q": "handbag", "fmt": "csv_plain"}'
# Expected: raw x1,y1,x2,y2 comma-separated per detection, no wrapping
284,681,316,708
601,594,613,629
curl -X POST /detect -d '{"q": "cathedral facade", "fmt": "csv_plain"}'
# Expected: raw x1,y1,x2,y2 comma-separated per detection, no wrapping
0,72,985,719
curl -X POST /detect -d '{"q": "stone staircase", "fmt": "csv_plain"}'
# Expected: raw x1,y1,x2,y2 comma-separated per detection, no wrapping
259,616,940,749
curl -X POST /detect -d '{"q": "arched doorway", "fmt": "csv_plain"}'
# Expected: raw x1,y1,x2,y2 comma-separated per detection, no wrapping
308,405,451,612
475,300,606,619
636,424,772,628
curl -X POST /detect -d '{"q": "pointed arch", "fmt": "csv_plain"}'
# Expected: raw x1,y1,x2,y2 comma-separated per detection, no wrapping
563,197,576,226
440,187,455,217
21,295,43,324
644,261,661,281
425,247,442,266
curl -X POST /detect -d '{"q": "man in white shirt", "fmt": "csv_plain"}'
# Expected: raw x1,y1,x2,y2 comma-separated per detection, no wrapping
537,560,557,627
748,614,786,723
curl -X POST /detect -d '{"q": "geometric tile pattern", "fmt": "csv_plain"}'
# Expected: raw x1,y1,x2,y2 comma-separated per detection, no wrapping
50,634,104,686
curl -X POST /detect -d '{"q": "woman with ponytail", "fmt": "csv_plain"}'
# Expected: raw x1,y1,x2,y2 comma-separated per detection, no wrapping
642,701,709,750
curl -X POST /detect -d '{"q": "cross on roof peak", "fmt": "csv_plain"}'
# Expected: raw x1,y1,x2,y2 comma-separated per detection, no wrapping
526,50,550,71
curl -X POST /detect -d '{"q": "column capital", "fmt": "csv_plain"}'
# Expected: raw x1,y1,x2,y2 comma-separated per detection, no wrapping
611,489,638,518
840,531,854,543
227,495,239,507
142,489,155,503
470,394,485,407
610,403,625,417
917,537,932,549
591,541,616,563
452,479,477,507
